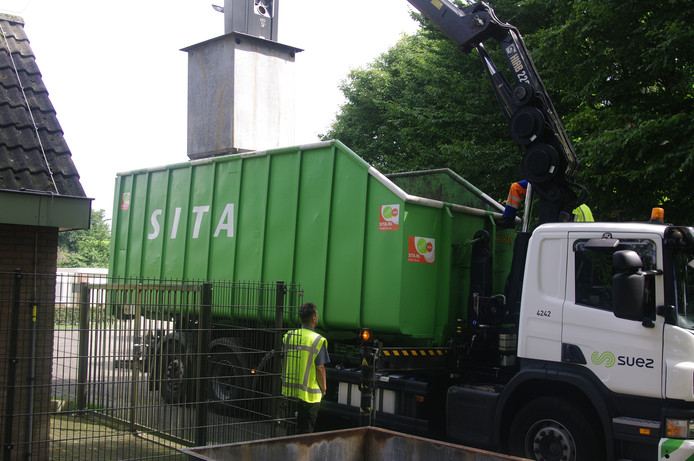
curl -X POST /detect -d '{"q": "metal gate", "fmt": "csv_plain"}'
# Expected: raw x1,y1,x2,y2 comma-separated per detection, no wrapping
2,271,303,460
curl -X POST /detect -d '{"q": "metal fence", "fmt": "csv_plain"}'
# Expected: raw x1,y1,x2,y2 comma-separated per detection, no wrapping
0,270,303,460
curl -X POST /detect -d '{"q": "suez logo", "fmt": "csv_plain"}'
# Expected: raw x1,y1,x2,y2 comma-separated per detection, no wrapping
590,351,655,369
146,204,235,240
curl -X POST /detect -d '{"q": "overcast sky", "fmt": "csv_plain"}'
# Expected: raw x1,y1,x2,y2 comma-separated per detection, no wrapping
1,0,419,220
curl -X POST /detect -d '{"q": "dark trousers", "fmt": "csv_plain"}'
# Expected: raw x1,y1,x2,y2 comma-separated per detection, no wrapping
296,399,321,434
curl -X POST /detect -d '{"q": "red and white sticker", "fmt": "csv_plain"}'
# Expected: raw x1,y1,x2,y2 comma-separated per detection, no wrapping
379,204,400,231
408,236,435,264
121,192,131,211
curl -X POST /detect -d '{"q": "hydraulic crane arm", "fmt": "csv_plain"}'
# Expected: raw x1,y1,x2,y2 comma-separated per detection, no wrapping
407,0,588,224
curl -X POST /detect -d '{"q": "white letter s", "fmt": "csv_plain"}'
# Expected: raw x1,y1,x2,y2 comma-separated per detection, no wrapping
148,209,162,240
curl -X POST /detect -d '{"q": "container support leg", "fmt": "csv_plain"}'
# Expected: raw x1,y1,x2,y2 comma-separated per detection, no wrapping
359,344,378,427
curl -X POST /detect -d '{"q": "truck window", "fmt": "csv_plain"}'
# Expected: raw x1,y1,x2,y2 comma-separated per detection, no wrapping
574,239,656,311
673,248,694,329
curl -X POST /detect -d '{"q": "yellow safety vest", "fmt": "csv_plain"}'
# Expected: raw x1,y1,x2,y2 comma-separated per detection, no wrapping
282,328,327,403
573,204,594,222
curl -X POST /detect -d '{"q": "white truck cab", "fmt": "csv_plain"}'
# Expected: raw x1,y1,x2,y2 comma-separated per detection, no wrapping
517,222,694,460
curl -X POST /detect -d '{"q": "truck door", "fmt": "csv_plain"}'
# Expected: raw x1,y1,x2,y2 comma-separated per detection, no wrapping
563,232,664,398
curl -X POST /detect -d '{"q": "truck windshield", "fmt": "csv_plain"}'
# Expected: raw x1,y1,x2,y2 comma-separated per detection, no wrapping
673,249,694,329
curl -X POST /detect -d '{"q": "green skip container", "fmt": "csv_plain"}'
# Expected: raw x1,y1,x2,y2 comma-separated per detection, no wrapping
110,140,514,345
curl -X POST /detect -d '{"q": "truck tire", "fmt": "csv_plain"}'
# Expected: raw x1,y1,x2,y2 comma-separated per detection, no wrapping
158,334,195,404
208,337,247,415
508,396,604,461
250,350,284,419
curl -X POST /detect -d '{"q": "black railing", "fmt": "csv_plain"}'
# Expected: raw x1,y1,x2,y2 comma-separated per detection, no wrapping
0,271,302,460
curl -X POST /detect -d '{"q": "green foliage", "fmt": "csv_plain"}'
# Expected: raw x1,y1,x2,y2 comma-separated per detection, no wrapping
322,12,519,202
324,1,694,223
529,0,694,222
58,209,111,268
54,305,114,325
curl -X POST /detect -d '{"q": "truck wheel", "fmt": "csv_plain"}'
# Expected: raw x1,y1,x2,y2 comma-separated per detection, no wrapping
208,338,247,415
158,335,194,404
250,350,284,419
508,396,603,461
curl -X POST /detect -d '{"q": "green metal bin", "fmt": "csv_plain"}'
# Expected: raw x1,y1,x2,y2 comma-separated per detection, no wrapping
110,140,513,345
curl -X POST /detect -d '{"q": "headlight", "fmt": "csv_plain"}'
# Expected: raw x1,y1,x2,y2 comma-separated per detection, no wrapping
666,418,694,438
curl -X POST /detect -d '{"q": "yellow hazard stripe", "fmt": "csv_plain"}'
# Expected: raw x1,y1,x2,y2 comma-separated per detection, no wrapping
381,349,448,356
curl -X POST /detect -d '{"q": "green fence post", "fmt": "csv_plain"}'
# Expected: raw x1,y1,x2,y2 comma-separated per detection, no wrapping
195,282,212,446
77,282,91,411
272,281,286,437
129,297,142,432
3,270,22,460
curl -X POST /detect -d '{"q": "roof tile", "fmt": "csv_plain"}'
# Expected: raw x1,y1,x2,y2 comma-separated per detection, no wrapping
0,13,85,197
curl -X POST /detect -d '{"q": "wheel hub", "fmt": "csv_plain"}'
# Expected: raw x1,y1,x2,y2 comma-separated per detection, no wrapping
166,357,184,391
528,420,576,461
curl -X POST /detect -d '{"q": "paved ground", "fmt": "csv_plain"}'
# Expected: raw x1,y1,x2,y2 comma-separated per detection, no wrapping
50,413,184,461
47,321,287,459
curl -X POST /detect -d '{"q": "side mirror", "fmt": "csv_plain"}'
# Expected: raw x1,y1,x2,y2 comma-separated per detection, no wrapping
614,250,643,272
613,250,646,323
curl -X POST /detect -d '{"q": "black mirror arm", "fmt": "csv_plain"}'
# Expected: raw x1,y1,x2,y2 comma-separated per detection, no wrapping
638,269,662,328
657,305,678,325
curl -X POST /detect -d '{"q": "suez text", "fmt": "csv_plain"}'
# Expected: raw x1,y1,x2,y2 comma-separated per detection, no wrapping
617,357,655,368
146,204,235,240
592,351,656,369
536,311,654,369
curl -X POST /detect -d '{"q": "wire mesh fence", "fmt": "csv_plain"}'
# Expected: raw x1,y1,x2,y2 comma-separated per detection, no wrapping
0,270,303,460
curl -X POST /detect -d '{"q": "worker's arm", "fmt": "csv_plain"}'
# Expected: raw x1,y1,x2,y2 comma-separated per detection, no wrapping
316,364,327,395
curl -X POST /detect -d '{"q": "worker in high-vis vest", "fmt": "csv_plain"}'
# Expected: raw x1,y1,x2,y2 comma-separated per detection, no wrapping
573,203,594,222
282,302,330,434
497,180,594,228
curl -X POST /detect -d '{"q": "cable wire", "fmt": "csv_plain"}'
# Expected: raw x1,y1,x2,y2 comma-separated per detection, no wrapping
0,20,59,194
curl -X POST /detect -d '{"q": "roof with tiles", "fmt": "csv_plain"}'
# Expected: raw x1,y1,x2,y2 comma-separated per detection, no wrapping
0,13,85,197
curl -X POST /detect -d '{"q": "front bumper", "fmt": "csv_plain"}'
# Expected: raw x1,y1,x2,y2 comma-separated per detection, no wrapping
659,438,694,461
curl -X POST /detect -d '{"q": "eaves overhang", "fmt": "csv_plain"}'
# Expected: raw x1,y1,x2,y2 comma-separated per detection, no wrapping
0,189,92,231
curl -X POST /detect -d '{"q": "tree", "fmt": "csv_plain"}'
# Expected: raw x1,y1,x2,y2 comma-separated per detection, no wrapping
58,209,111,268
324,0,694,223
525,0,694,223
322,12,520,203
